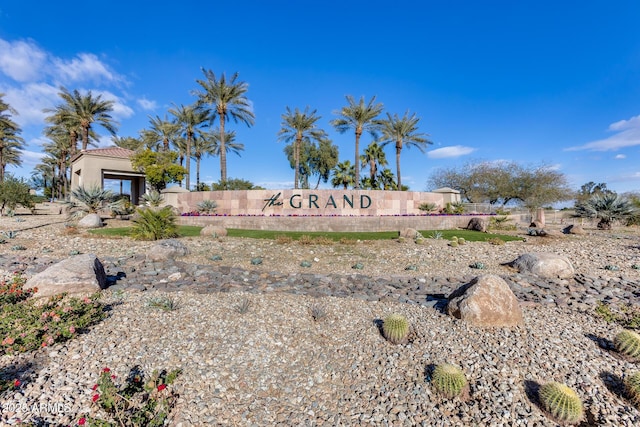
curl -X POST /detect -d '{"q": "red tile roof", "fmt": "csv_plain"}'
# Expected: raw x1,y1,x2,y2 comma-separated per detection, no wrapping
71,147,135,162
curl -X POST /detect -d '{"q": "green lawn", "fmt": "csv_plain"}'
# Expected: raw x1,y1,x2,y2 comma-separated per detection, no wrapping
90,226,522,242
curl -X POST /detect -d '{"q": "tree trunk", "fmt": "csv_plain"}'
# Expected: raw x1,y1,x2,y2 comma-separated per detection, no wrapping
396,140,402,190
354,128,361,189
219,113,227,183
294,135,301,189
82,126,90,151
196,156,201,189
186,131,192,190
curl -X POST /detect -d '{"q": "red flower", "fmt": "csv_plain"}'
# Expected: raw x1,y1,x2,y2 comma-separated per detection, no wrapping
157,384,167,391
92,384,98,391
92,394,100,402
111,375,116,380
13,379,20,387
102,367,110,373
78,418,86,425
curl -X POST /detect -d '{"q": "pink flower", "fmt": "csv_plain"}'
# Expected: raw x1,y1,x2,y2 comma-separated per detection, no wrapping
2,337,14,346
47,337,54,345
111,375,117,380
83,297,91,304
69,326,76,334
41,342,47,347
157,384,167,391
92,394,100,402
78,418,86,425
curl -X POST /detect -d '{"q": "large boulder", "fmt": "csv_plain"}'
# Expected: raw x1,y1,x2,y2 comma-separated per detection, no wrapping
446,275,523,327
200,225,227,238
506,252,574,279
563,225,586,235
77,213,103,228
26,254,107,298
466,217,487,232
399,228,419,239
146,239,190,262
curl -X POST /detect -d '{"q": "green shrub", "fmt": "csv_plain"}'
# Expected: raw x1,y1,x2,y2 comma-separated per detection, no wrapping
130,207,178,241
487,237,505,245
146,296,177,311
431,363,467,398
382,313,409,344
418,202,438,213
625,372,640,407
614,329,640,360
140,190,164,207
538,382,583,424
196,199,217,214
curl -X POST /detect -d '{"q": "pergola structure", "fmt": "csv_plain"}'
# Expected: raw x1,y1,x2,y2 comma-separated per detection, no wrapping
70,148,146,205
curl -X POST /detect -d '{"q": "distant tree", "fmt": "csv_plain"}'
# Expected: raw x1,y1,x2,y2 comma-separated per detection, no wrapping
112,136,143,151
0,175,33,215
429,161,573,208
309,138,339,189
575,181,614,205
193,69,255,182
284,139,313,188
169,103,209,189
575,193,637,229
141,115,180,152
331,95,384,189
192,131,217,190
131,149,186,191
277,106,328,189
378,111,431,189
211,178,264,190
331,160,356,189
360,141,388,189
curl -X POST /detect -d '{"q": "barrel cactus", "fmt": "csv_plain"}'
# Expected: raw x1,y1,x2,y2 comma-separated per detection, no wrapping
615,329,640,360
538,382,583,424
625,372,640,407
382,313,409,344
431,363,467,398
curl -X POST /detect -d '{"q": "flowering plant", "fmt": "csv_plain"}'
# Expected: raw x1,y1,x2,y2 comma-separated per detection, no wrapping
81,366,181,426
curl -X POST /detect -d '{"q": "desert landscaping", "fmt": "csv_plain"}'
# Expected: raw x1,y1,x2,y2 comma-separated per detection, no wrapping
0,213,639,426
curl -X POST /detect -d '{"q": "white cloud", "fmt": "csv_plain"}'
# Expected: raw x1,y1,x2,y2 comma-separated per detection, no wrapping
0,38,47,82
427,145,476,159
93,90,134,120
52,53,122,85
566,114,640,151
615,154,626,159
1,82,60,126
137,97,158,111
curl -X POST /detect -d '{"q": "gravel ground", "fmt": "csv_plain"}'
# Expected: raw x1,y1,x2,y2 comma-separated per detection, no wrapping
0,215,639,426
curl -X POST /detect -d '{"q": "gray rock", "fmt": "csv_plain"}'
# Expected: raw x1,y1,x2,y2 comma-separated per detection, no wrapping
563,224,586,235
77,213,103,228
26,254,107,298
201,225,227,238
146,239,190,262
399,228,419,239
506,252,575,279
466,217,487,232
446,274,523,327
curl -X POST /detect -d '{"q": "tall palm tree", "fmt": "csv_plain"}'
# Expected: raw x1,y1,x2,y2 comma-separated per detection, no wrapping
141,115,180,152
277,106,328,189
331,160,355,189
47,87,118,151
359,141,388,190
379,111,431,189
192,131,218,189
331,95,384,189
112,135,143,151
193,69,255,182
0,94,23,182
169,103,208,190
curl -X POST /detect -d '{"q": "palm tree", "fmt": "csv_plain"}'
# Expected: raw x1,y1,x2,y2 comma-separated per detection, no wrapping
192,131,218,190
42,132,72,199
331,95,384,189
169,103,208,190
0,94,23,182
141,115,180,152
359,141,388,190
378,168,398,190
277,106,328,189
47,87,118,151
379,111,431,189
331,160,355,189
575,193,638,229
112,135,143,151
193,69,255,182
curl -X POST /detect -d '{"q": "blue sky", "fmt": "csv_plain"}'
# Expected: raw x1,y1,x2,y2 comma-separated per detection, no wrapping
2,1,640,194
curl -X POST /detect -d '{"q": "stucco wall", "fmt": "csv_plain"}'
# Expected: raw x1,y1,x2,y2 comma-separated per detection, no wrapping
174,189,457,217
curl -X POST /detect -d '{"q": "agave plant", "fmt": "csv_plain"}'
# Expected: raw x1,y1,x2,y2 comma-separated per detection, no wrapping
65,185,118,219
140,190,164,207
196,199,218,214
575,193,637,230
